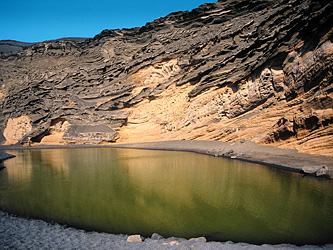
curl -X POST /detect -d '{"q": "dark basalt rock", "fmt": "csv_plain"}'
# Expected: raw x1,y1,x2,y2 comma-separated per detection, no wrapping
0,0,332,146
0,151,15,170
0,151,15,162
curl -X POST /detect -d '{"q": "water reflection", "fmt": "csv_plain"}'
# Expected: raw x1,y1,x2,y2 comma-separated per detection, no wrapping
1,148,333,245
4,150,70,181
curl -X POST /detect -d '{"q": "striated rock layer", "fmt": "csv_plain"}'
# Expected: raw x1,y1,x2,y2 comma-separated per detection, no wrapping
0,0,332,156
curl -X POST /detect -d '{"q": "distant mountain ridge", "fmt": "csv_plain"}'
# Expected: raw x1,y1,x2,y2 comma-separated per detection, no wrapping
0,40,34,54
0,38,88,54
0,0,332,156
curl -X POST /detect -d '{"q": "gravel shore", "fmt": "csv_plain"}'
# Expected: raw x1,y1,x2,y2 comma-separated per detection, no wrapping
2,211,332,250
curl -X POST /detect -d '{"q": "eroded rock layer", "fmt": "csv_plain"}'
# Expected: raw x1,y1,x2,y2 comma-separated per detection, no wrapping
0,0,332,156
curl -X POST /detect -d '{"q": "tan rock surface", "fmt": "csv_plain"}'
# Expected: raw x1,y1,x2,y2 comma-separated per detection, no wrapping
3,116,32,145
117,40,333,156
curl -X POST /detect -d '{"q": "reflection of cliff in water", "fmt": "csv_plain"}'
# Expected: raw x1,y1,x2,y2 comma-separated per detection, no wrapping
3,151,33,183
4,149,70,181
1,148,333,244
118,149,333,243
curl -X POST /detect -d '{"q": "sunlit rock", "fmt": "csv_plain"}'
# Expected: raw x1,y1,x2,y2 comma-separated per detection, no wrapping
189,236,207,242
127,235,142,242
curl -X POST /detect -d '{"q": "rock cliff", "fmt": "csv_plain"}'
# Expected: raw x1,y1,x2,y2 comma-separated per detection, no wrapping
0,0,332,156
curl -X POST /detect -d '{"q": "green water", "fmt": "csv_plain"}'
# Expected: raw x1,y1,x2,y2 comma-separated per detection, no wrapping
0,148,332,245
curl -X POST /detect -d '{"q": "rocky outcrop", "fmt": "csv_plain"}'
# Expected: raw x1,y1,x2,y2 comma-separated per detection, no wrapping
302,166,332,177
0,0,332,156
3,116,32,145
63,124,118,144
0,151,15,170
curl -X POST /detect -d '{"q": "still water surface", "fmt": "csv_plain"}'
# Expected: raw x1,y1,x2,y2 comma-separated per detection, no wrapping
0,148,333,245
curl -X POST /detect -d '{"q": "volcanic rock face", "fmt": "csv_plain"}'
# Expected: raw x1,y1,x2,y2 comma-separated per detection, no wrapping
0,0,332,156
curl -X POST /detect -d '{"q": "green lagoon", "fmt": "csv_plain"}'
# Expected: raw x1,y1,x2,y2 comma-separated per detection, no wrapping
0,148,332,245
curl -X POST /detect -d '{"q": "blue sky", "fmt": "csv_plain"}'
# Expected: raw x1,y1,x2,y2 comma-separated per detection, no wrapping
1,0,216,42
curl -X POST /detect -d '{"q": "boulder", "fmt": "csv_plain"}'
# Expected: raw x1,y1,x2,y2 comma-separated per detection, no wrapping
302,166,330,177
127,235,142,242
151,233,164,240
189,236,207,243
302,166,322,174
316,166,329,177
